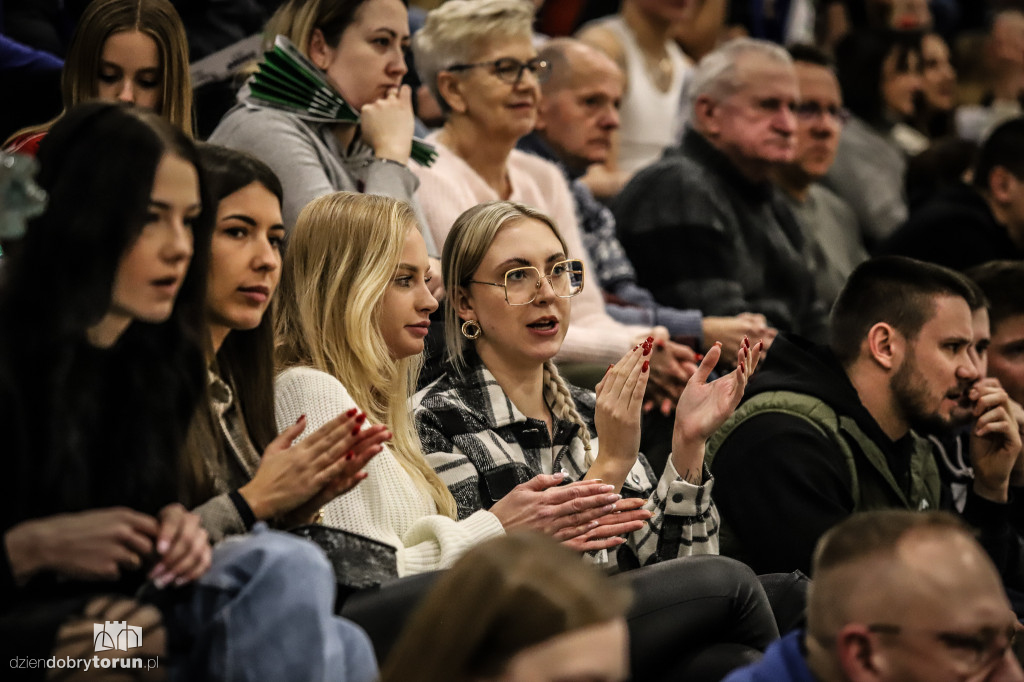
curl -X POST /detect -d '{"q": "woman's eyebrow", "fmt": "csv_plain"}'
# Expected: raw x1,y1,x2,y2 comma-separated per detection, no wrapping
219,214,257,226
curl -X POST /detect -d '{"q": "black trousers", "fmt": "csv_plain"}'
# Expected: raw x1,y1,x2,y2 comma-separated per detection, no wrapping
341,554,787,681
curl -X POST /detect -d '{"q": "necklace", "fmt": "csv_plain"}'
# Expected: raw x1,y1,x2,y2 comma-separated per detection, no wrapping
641,46,673,92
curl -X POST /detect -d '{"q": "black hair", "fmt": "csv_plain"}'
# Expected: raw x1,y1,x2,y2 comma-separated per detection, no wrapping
0,102,213,521
966,260,1024,328
835,29,923,127
183,144,283,503
972,116,1024,191
830,256,978,366
787,43,833,69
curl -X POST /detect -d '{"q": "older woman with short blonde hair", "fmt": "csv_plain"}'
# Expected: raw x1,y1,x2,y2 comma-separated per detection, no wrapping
411,0,697,396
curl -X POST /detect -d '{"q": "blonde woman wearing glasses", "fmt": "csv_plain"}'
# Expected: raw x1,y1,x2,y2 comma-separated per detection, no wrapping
411,0,699,400
274,192,643,585
413,201,780,680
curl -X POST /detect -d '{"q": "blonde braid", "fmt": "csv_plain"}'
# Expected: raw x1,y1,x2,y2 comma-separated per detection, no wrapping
542,361,593,460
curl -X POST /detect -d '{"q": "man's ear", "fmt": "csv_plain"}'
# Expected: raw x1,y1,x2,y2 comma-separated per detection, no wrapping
989,166,1018,204
436,71,467,115
307,28,332,71
534,95,551,131
693,94,719,137
865,322,903,371
836,625,886,682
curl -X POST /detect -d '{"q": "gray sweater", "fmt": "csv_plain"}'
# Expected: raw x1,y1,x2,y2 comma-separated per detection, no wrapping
208,99,437,255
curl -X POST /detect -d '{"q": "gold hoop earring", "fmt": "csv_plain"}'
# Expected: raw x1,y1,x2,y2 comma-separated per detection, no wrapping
461,320,481,340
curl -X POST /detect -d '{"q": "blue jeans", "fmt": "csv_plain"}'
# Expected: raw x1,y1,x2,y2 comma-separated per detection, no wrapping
169,525,377,682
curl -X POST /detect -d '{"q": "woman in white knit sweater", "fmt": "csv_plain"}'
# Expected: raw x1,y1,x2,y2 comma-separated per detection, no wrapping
273,191,649,580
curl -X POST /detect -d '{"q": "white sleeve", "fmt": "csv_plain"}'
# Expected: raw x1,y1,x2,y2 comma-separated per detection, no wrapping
274,367,503,576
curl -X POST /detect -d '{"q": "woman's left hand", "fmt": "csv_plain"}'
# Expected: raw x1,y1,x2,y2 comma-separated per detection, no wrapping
361,84,415,165
672,338,763,458
148,504,211,589
560,497,651,553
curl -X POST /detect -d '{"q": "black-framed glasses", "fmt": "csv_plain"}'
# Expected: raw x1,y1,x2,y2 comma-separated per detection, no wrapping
468,259,584,305
446,57,552,85
868,622,1018,675
794,101,851,124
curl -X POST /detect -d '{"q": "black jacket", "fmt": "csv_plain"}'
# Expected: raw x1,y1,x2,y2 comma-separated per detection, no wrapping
707,334,1020,582
881,182,1024,270
612,129,827,340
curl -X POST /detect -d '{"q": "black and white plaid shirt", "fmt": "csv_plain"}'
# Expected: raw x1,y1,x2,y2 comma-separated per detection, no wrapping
412,351,720,568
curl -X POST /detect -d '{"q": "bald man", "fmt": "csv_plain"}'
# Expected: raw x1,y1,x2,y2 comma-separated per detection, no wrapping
518,38,772,365
725,510,1024,682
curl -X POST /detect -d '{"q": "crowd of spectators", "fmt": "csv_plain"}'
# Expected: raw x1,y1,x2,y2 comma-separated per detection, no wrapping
2,1,1024,680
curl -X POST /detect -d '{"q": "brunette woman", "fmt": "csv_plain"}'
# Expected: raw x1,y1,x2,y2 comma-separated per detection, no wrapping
187,144,390,543
0,104,376,681
4,0,194,155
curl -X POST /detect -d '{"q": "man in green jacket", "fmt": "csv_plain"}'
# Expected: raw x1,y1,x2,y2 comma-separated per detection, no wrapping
708,257,1022,578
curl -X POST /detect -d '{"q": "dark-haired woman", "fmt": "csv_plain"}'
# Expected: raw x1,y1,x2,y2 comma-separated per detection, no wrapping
825,29,924,248
186,143,391,543
0,103,376,681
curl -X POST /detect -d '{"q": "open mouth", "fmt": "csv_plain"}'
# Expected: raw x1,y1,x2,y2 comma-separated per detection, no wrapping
527,319,557,330
151,276,179,289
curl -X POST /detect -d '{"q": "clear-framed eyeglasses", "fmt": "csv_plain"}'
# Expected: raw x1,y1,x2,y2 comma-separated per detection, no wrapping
446,57,552,85
867,622,1019,676
469,259,585,306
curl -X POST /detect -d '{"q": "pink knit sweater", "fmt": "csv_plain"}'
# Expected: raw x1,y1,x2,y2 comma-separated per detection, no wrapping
412,135,650,364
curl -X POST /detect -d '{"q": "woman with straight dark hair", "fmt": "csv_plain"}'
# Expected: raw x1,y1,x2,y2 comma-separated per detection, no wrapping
186,143,391,542
4,0,194,154
0,103,377,681
824,29,925,246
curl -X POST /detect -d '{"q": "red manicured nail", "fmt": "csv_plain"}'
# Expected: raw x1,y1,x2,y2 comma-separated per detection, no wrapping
739,362,745,373
642,361,649,372
758,340,765,351
355,414,366,424
296,414,305,423
643,344,651,356
346,408,358,417
694,353,704,362
352,427,361,435
345,451,354,460
646,336,654,343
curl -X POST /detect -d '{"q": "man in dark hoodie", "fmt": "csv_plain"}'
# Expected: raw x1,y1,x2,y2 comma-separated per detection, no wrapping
706,257,1022,579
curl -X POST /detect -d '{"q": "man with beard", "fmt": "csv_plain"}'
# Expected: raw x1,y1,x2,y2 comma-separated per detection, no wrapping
706,257,1022,578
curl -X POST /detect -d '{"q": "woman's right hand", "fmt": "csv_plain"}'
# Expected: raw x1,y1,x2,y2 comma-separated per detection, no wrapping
489,473,625,540
588,341,650,490
5,508,160,584
361,84,415,165
239,409,384,520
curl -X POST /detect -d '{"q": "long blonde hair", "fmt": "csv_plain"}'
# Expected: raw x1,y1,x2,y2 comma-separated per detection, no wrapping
275,192,457,518
442,200,593,456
